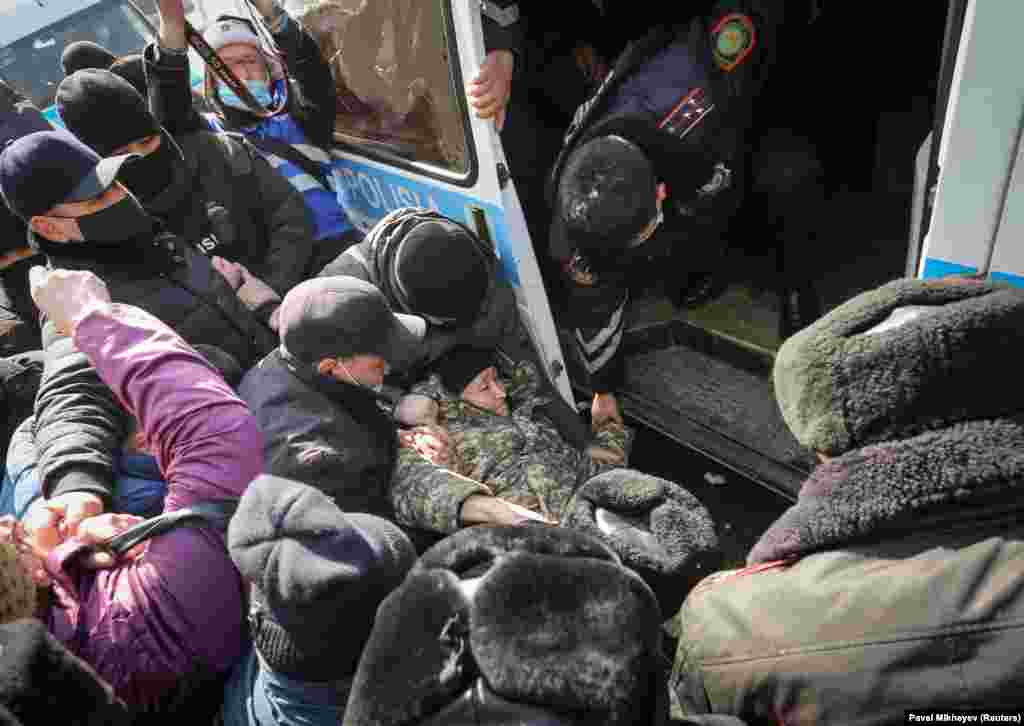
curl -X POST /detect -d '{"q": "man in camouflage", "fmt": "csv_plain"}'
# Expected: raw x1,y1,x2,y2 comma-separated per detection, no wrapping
390,348,719,606
392,348,632,532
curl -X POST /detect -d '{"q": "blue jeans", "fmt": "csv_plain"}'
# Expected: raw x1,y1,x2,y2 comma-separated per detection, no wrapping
221,648,348,726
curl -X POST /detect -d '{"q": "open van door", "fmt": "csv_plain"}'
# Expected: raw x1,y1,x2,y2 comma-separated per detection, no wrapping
301,0,573,404
918,0,1024,284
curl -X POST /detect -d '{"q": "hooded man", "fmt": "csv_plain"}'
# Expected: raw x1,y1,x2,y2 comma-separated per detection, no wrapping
672,277,1024,721
319,207,592,450
147,0,359,274
0,130,275,540
56,68,315,302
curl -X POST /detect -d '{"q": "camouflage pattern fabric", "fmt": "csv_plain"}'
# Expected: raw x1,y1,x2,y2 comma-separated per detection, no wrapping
391,359,634,534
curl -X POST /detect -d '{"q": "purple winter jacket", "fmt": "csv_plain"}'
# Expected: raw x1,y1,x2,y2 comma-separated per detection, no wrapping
39,304,264,708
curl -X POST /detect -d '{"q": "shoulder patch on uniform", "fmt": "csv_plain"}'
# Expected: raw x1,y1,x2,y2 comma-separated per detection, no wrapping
711,12,756,72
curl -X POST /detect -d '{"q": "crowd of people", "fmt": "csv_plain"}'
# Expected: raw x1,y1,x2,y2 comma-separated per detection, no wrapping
0,0,1022,724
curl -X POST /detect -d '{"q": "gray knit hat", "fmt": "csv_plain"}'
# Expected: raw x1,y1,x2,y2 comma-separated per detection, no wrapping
774,277,1024,455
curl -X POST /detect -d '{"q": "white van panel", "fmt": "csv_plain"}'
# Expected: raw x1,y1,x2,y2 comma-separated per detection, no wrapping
0,0,103,47
919,0,1024,281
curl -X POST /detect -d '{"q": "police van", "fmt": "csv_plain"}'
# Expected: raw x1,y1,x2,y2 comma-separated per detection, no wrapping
3,0,1017,504
0,0,202,124
290,0,1017,502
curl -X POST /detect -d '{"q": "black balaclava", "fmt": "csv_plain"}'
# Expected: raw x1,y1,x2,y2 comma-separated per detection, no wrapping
117,131,186,204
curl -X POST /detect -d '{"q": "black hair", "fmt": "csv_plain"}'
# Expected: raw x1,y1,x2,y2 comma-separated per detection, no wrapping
557,135,657,268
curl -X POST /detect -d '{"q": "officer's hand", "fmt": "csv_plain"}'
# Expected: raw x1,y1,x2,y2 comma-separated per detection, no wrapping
591,392,623,427
156,0,188,49
467,50,514,131
29,267,111,337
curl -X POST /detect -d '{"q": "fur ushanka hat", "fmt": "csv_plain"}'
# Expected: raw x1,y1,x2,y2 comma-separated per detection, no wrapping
774,277,1024,456
343,525,667,726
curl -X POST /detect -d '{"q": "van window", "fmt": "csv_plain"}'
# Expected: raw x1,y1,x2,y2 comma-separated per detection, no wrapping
0,0,152,109
293,0,473,179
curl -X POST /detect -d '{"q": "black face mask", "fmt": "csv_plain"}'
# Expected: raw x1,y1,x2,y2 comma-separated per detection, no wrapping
75,193,157,244
116,134,183,204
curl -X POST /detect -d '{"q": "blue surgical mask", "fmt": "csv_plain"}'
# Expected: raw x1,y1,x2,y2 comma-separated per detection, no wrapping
218,80,273,110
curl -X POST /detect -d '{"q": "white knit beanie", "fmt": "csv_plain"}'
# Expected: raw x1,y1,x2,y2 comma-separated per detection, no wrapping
203,16,262,51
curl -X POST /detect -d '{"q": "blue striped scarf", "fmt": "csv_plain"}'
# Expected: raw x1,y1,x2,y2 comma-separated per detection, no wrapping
205,80,354,241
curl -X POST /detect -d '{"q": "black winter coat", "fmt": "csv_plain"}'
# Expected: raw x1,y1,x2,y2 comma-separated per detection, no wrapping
238,350,396,517
32,232,276,504
144,130,315,296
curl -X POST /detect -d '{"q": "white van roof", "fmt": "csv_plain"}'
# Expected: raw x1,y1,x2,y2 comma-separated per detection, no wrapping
0,0,105,48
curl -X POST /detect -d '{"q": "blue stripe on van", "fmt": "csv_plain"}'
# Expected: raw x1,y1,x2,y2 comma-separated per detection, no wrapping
920,257,977,279
990,271,1024,288
332,157,521,287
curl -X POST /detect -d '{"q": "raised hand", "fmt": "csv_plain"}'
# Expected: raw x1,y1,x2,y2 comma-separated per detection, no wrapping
467,50,514,131
29,267,111,336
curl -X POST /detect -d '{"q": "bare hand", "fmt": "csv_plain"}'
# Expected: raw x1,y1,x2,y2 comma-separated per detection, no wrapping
246,0,278,21
395,394,439,428
235,264,281,312
21,499,64,554
43,491,105,539
398,424,451,466
467,50,514,131
591,392,623,427
76,513,147,569
586,444,624,466
29,267,111,336
460,495,553,527
156,0,188,49
212,256,243,291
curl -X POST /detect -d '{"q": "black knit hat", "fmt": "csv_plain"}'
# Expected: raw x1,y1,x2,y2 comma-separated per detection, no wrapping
228,475,417,682
56,69,159,157
108,54,147,99
344,525,667,726
0,619,130,725
435,346,497,395
388,215,492,327
60,41,117,76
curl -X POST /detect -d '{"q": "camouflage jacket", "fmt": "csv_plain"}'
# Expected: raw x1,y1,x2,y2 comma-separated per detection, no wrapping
391,359,633,534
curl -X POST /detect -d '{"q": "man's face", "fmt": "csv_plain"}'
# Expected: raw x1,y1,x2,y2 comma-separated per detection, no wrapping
461,366,508,416
29,182,127,243
323,353,388,388
217,43,270,84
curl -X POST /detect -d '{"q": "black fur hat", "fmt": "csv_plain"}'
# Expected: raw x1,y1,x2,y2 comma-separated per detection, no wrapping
0,619,130,725
343,525,667,726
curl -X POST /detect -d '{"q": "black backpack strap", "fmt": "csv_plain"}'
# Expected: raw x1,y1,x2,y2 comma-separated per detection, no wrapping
95,499,239,558
245,135,333,192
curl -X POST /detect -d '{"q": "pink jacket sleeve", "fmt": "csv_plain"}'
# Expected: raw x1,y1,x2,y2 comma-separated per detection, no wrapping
72,303,263,510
